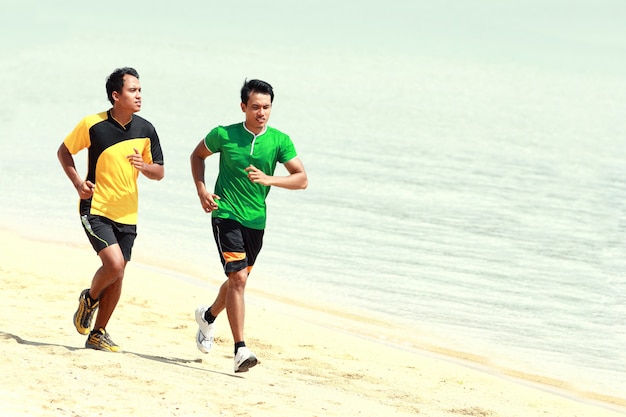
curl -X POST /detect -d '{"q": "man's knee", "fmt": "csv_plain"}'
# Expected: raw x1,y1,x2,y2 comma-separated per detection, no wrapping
228,269,248,289
99,245,126,276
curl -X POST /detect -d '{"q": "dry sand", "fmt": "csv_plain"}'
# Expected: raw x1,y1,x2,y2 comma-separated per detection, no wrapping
0,229,623,417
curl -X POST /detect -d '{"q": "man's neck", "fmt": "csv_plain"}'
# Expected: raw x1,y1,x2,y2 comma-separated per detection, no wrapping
243,122,266,137
110,107,133,126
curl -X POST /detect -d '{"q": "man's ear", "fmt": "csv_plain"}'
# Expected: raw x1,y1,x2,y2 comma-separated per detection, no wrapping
240,102,246,112
111,91,119,102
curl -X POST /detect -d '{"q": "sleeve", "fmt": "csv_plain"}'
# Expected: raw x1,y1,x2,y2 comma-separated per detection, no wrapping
203,126,222,153
63,118,91,155
148,128,164,165
278,134,297,164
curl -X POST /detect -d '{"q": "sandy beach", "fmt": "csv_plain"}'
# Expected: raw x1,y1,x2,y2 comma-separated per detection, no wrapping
0,228,623,417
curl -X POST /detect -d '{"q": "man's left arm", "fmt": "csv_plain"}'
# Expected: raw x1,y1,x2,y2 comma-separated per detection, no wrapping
139,162,165,181
245,157,307,190
127,148,165,181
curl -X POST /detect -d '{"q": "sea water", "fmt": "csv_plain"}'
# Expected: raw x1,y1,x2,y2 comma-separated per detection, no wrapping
1,0,625,403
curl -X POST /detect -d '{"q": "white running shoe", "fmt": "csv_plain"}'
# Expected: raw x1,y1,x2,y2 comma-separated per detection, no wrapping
195,305,215,353
234,347,258,373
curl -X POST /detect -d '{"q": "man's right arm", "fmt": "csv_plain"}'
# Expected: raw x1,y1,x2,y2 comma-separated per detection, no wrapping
190,140,220,213
57,143,94,199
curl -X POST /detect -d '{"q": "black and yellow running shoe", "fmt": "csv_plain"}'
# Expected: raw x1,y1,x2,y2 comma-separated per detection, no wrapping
85,328,120,352
73,289,99,335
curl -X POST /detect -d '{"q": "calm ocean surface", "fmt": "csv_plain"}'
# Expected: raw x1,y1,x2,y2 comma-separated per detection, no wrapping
1,0,625,403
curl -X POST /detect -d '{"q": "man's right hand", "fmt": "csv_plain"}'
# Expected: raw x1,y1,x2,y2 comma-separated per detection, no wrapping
76,180,95,199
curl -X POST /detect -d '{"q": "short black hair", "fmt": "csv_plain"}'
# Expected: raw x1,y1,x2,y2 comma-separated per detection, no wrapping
106,67,139,104
241,79,274,105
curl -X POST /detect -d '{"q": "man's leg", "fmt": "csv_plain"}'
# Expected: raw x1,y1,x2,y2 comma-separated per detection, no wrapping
208,279,229,317
227,267,256,372
90,244,126,331
225,268,248,344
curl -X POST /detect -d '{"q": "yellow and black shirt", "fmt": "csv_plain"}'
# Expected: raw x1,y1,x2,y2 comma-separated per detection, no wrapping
63,110,164,225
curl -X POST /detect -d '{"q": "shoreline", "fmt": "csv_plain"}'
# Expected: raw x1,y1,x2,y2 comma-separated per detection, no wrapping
1,227,624,416
134,261,626,412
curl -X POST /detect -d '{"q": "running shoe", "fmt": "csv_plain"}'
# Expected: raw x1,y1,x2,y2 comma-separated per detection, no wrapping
195,305,215,353
85,328,120,352
234,347,257,373
73,289,99,335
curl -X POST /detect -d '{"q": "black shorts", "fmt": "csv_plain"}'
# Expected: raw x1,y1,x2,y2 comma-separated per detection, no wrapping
81,214,137,261
212,217,264,275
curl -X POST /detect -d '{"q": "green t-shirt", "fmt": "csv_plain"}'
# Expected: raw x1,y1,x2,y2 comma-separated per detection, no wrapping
204,122,298,229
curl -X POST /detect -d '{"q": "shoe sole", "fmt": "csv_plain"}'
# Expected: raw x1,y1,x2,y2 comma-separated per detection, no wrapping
195,307,213,353
196,329,211,353
85,343,121,353
74,290,98,335
235,356,258,373
73,311,89,335
74,300,91,335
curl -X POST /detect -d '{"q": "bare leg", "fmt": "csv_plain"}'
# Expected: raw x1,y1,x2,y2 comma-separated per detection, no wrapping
225,269,248,343
208,280,229,317
208,269,248,343
89,244,127,330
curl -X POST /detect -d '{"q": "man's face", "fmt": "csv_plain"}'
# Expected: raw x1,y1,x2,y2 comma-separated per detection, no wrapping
113,75,142,113
241,92,272,133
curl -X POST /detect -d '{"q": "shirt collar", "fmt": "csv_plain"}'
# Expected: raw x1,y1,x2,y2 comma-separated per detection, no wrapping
243,122,267,137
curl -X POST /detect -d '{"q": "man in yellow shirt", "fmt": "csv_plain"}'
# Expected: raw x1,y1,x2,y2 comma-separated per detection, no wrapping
57,67,165,352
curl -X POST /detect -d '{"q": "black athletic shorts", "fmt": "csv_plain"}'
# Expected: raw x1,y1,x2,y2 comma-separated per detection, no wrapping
81,214,137,261
212,217,264,275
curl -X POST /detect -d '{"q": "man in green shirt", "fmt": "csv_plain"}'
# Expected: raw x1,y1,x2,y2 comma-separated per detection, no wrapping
190,79,308,373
